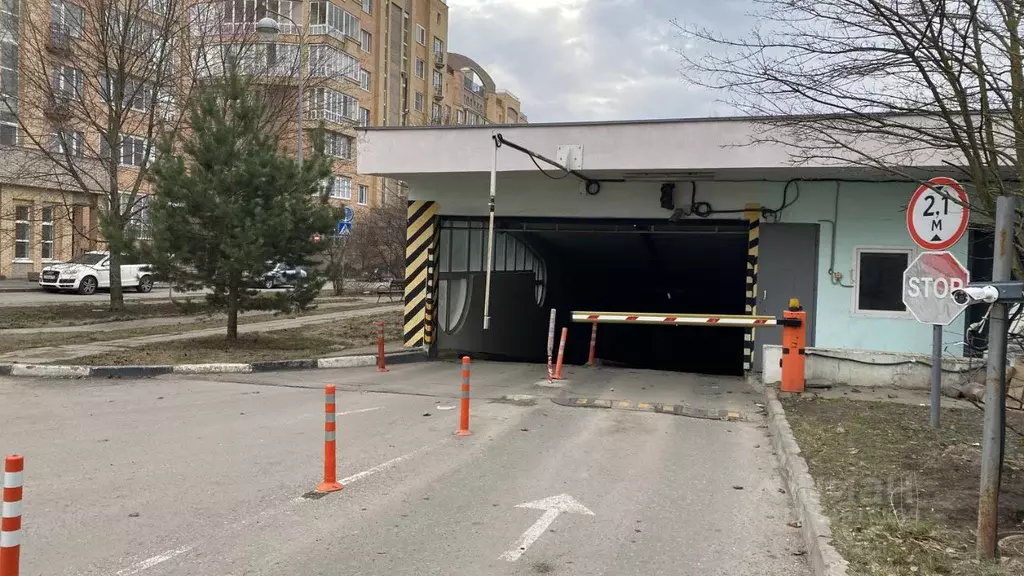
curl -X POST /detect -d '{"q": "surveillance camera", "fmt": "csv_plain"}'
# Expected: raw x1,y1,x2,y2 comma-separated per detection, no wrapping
952,285,1000,305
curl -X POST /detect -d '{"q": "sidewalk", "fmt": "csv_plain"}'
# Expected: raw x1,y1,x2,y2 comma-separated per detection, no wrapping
0,279,41,293
0,303,402,363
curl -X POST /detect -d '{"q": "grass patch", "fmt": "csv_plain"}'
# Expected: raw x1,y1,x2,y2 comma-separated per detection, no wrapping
2,300,212,329
61,310,403,365
781,396,1024,575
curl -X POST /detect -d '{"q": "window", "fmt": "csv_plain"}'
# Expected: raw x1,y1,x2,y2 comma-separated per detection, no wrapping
101,134,148,166
51,0,83,38
53,64,83,99
415,58,425,78
216,0,298,34
14,205,29,260
1,43,18,107
101,74,156,111
361,0,371,14
456,109,464,124
327,176,351,199
0,122,16,145
357,184,368,205
854,248,911,315
308,2,359,40
433,37,443,55
41,206,54,260
360,30,371,52
51,130,83,156
324,130,353,160
432,69,442,91
358,107,370,127
359,68,370,91
416,24,426,45
119,192,151,240
431,102,441,123
1,0,18,39
311,87,359,123
414,91,423,112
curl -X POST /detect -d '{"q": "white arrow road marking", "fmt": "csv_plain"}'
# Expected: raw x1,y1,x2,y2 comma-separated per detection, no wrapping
498,494,594,562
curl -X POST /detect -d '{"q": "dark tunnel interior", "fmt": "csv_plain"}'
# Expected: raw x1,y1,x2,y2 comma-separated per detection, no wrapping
519,220,749,376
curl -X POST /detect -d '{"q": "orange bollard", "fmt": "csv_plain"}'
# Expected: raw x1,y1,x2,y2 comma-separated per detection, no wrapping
1,454,23,576
456,356,472,436
553,327,568,380
376,322,388,372
316,385,343,493
587,322,598,366
781,298,807,393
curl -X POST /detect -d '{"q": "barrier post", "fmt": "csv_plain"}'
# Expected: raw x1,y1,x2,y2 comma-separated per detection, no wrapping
456,356,472,436
780,298,807,393
1,454,23,576
376,322,388,373
316,385,343,493
587,322,598,366
546,309,556,381
553,327,568,380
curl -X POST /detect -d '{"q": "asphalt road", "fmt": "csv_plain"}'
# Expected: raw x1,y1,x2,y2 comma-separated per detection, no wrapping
0,365,810,576
0,287,204,307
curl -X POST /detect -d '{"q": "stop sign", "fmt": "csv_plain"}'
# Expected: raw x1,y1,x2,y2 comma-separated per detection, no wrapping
902,251,970,325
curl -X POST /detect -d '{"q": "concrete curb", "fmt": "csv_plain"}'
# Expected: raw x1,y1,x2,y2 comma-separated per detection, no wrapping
0,350,428,379
764,387,849,576
550,396,745,421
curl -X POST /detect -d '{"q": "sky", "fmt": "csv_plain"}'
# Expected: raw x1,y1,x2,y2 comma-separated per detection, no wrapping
443,0,753,123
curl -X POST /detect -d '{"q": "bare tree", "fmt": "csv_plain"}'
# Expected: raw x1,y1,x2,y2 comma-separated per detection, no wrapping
348,190,406,281
677,0,1024,228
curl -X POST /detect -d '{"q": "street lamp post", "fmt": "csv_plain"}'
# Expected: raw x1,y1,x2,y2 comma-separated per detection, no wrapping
256,12,305,166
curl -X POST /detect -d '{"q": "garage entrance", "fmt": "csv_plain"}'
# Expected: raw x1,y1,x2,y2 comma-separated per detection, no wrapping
434,217,751,376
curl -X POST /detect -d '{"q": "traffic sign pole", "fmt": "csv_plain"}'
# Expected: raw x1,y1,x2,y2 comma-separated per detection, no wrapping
930,324,941,428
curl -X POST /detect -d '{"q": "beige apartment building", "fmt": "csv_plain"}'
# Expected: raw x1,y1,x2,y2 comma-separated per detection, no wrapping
0,0,526,280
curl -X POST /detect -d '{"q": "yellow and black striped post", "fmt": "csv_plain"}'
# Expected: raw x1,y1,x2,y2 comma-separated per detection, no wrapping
423,245,436,350
404,200,439,347
743,203,760,372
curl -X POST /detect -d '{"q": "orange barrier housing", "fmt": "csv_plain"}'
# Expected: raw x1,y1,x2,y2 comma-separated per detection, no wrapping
1,454,24,576
317,385,343,493
456,357,472,436
781,299,807,393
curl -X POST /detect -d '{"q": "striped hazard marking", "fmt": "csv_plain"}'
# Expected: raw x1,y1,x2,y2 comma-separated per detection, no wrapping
404,200,439,347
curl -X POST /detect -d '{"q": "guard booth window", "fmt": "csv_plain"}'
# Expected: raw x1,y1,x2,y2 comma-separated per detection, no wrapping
437,219,546,334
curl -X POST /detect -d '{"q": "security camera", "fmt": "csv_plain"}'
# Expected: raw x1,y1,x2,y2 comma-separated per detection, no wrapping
952,285,1000,305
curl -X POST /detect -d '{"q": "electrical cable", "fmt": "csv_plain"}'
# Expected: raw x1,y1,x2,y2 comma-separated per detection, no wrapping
529,154,571,180
492,133,621,195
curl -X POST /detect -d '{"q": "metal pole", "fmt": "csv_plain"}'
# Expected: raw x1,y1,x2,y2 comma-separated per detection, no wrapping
930,324,942,427
482,134,498,330
295,8,304,167
977,194,1015,557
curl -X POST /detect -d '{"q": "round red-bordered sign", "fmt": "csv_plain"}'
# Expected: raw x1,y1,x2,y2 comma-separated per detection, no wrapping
907,177,970,251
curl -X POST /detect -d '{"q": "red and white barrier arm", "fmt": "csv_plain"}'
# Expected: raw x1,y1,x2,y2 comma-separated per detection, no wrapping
571,311,783,327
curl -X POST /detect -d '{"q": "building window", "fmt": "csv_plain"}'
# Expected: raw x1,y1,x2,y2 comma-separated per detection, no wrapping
41,206,54,260
101,134,148,167
100,74,156,111
310,87,359,123
119,192,151,240
359,107,370,127
308,1,358,40
357,185,368,205
0,121,16,145
433,37,443,56
854,247,911,315
432,69,442,91
51,0,83,38
416,24,425,45
324,130,354,160
308,44,359,81
327,176,351,199
53,64,84,99
51,130,83,156
415,58,425,78
14,205,29,260
431,102,441,123
414,91,424,112
1,43,18,108
456,109,464,124
361,0,371,14
360,29,371,52
359,68,371,91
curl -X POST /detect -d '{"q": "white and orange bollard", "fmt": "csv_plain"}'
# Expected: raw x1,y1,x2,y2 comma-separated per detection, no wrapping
587,322,598,366
1,454,23,576
553,327,568,380
456,356,472,436
546,309,556,382
376,322,388,372
316,385,343,493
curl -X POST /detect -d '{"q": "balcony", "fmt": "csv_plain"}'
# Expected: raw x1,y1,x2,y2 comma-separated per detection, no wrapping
308,108,358,126
43,96,73,121
433,51,444,68
47,24,71,54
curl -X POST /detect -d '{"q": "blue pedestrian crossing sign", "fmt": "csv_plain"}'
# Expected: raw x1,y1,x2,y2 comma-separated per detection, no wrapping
337,206,354,236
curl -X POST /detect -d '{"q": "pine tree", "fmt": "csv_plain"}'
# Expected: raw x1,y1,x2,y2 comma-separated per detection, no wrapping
145,71,335,339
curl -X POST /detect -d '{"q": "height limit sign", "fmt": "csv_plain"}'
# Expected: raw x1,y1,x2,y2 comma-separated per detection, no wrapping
907,177,970,251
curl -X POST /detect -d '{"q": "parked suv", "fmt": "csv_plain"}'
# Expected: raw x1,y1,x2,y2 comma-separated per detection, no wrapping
38,251,154,295
257,262,307,289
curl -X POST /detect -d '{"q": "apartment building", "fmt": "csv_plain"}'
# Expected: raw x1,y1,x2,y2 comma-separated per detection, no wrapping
0,0,526,279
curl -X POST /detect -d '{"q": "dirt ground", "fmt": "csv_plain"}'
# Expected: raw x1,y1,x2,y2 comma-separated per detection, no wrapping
782,395,1024,575
62,310,404,365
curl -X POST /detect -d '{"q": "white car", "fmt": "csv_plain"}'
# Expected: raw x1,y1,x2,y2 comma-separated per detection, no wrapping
38,251,155,295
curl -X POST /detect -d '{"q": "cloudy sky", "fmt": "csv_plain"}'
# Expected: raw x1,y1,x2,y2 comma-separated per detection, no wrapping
444,0,754,123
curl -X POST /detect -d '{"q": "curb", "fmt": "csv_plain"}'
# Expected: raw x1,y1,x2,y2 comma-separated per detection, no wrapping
550,396,745,421
765,387,849,576
0,350,427,379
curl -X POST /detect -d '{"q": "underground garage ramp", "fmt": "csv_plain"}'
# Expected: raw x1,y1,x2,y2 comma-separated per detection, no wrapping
434,218,750,376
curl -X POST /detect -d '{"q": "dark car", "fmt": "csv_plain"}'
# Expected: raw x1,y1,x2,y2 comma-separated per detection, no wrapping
258,263,307,289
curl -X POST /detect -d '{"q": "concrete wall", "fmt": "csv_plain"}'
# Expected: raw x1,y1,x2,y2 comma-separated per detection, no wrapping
410,174,970,356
